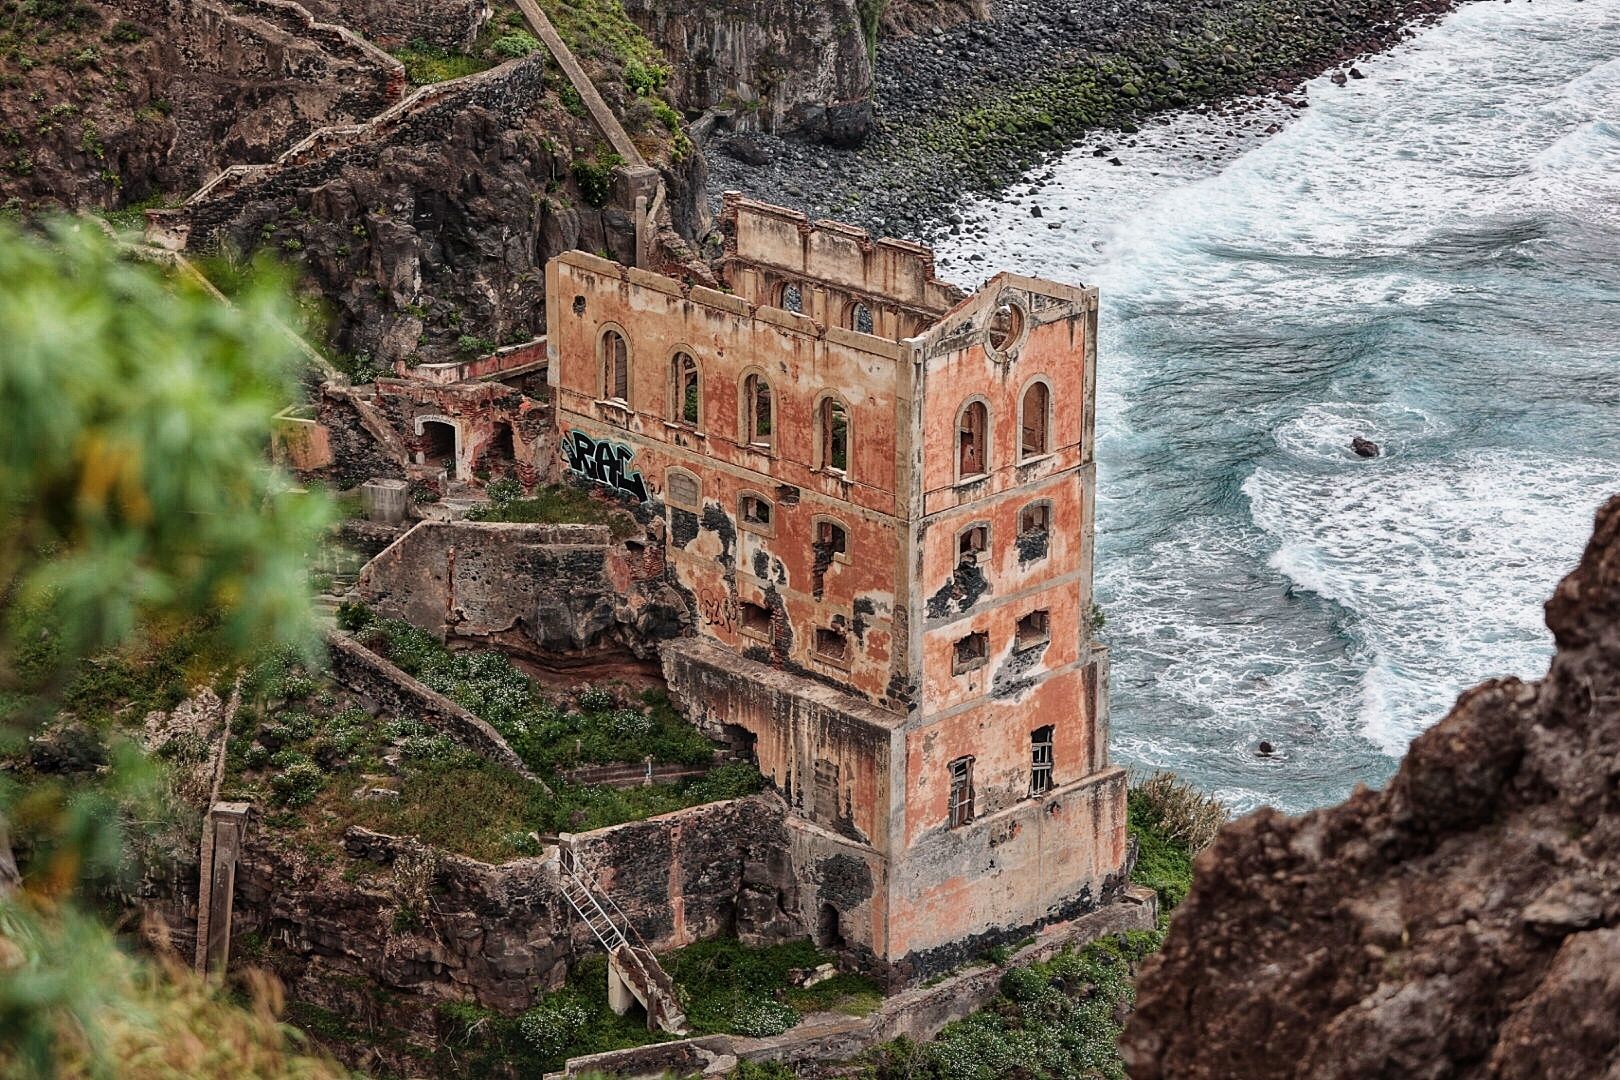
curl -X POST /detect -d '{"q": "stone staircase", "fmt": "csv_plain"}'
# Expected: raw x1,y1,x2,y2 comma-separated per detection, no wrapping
556,846,688,1035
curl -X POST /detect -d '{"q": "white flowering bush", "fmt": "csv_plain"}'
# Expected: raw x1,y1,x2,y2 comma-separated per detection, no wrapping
518,995,592,1058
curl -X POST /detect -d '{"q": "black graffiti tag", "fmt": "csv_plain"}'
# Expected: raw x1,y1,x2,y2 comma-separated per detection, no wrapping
562,429,649,503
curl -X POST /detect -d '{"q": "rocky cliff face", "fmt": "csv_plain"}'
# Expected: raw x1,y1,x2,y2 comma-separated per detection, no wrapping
179,54,705,366
621,0,875,145
1123,494,1620,1079
1,0,402,211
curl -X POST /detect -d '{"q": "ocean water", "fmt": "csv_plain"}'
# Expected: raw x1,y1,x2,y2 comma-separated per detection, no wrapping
933,0,1620,813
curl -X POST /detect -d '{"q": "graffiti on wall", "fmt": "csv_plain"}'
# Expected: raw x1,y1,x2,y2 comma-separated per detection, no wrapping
562,429,649,503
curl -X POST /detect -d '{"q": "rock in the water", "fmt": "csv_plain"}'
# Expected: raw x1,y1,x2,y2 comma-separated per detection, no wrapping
1352,436,1381,458
1123,495,1620,1079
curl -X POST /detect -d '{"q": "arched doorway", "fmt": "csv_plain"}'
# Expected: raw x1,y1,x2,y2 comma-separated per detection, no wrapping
816,902,843,949
420,421,455,467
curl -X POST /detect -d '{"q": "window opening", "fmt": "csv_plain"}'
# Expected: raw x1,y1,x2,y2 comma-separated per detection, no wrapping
744,373,774,448
741,494,772,529
741,602,772,637
602,329,629,402
953,631,989,674
988,301,1025,353
814,627,849,662
1015,609,1050,651
1030,725,1054,796
958,401,988,478
948,757,976,827
1021,381,1050,459
673,352,700,425
820,396,849,473
848,302,874,335
780,281,803,314
958,524,988,564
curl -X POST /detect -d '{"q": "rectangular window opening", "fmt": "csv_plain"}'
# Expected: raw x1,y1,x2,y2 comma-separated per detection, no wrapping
958,524,988,563
814,627,849,663
953,631,989,674
741,495,772,529
741,602,772,637
1015,609,1050,651
1019,503,1050,536
948,756,976,828
1030,726,1054,796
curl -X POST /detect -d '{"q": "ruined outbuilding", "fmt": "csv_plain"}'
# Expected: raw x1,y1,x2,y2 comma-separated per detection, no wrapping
548,195,1130,979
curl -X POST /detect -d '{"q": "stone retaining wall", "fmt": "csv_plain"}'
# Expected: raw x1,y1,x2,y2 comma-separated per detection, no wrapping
548,885,1159,1078
326,631,541,783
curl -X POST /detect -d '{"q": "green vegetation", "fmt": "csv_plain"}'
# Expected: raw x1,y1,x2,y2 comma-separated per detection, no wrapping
501,939,880,1072
222,613,764,854
0,220,336,1076
1127,771,1224,911
391,39,495,84
389,5,543,85
538,0,667,78
464,479,640,538
860,933,1163,1080
572,150,623,209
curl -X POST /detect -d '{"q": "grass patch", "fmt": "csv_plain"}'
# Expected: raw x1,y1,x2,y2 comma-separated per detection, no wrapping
464,480,639,539
221,627,764,855
390,40,495,85
504,939,879,1071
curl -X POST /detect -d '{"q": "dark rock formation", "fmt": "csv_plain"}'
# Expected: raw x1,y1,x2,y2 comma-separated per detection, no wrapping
1,0,402,211
293,0,490,50
1352,436,1381,458
620,0,875,144
1123,494,1620,1079
177,55,704,365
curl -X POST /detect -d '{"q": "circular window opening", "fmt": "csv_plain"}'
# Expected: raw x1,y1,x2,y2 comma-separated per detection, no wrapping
987,300,1026,354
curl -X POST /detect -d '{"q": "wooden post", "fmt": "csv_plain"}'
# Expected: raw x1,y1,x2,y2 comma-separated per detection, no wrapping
196,802,251,980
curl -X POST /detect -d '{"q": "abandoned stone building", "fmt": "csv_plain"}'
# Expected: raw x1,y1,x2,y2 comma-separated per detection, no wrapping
547,194,1129,977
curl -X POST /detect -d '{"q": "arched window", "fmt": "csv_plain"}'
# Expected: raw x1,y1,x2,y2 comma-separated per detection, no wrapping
818,394,850,474
1020,380,1051,459
742,372,773,449
671,351,700,426
780,281,804,314
601,329,629,403
846,302,874,335
958,400,988,479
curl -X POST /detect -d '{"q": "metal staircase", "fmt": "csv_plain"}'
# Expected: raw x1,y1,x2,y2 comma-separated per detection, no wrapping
556,846,688,1035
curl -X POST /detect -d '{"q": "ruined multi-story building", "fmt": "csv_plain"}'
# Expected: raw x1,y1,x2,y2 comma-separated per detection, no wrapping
548,194,1129,979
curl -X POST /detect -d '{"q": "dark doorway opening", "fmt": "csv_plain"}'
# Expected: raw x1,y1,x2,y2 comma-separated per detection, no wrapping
817,902,843,949
421,420,456,470
483,422,515,479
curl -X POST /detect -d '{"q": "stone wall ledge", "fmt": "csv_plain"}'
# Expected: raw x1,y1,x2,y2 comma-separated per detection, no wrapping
326,630,546,788
545,884,1159,1079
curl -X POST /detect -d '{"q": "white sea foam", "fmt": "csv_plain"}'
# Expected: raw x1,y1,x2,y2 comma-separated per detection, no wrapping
1245,450,1620,756
934,0,1620,810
